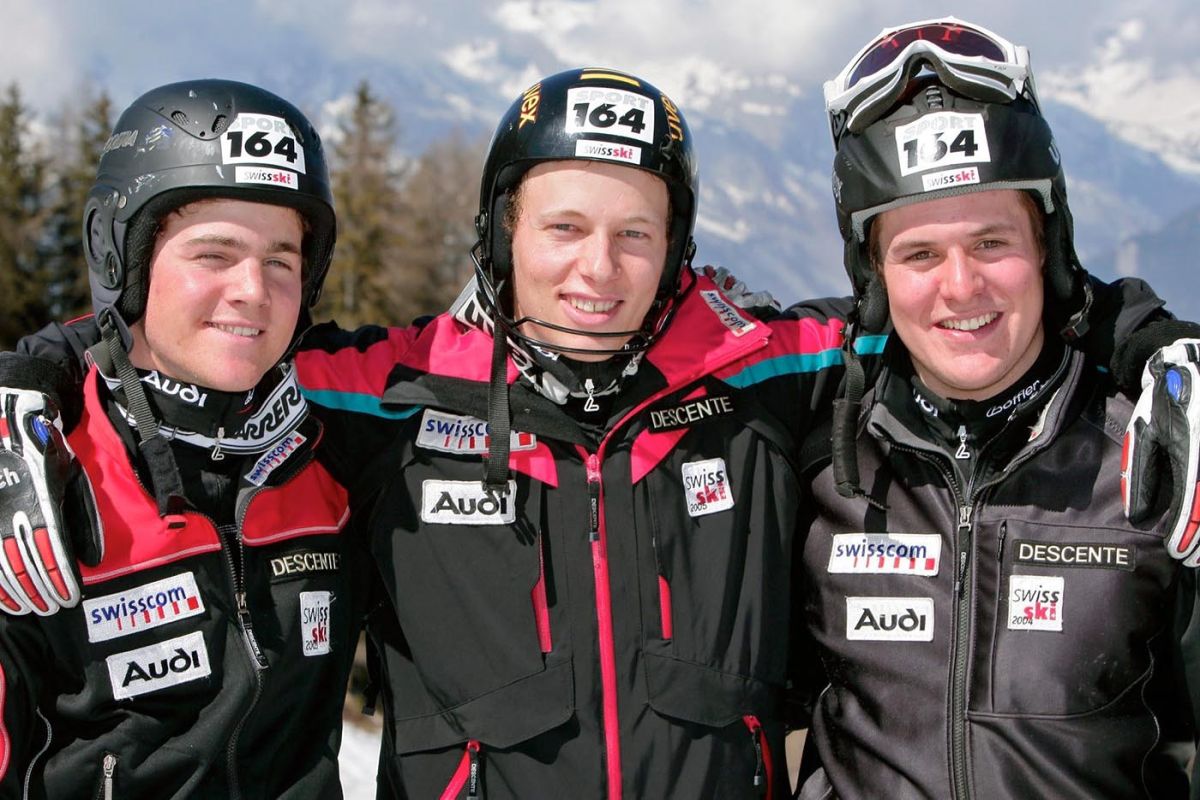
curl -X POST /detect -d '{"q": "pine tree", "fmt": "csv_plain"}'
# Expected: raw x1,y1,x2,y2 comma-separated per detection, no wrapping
318,80,405,328
389,129,485,321
39,86,112,322
0,83,49,348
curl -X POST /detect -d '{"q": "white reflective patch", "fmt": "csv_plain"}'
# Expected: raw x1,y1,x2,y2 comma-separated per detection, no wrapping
84,572,205,643
894,112,990,177
221,113,307,173
574,139,642,165
415,410,536,455
682,457,734,517
921,165,980,192
699,290,757,337
234,165,298,189
846,597,934,641
106,631,211,700
300,591,332,657
1007,574,1064,631
565,86,655,143
828,533,941,576
421,480,518,525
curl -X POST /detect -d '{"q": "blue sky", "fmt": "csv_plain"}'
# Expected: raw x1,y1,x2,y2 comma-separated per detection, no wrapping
4,0,1196,123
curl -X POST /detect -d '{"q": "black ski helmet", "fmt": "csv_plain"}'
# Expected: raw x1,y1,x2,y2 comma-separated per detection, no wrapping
832,81,1087,335
83,78,336,338
473,67,698,351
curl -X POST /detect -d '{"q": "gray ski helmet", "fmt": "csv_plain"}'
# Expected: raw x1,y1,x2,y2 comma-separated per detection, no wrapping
83,78,336,334
475,67,698,302
832,81,1085,334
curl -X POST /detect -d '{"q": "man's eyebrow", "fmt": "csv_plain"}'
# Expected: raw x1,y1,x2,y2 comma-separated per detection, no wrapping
182,233,301,255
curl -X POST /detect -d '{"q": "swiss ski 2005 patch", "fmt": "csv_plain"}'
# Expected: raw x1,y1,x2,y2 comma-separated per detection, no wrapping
682,458,734,517
83,572,205,643
300,591,332,657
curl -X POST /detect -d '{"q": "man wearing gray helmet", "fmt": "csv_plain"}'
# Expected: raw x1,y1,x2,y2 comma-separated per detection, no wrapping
0,80,365,799
794,18,1200,798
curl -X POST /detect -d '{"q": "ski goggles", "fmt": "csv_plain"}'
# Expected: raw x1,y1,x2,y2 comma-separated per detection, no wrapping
825,17,1037,144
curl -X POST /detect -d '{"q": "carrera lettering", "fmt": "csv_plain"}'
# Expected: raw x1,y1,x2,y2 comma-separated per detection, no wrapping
106,631,211,699
648,395,735,432
829,533,941,576
1015,540,1134,571
269,550,341,579
240,384,304,441
84,572,205,643
421,480,518,525
846,597,934,641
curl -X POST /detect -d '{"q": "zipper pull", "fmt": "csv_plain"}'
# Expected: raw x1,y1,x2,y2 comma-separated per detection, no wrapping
746,719,766,795
954,424,970,460
102,752,117,800
958,505,973,531
210,427,226,461
583,379,600,413
236,591,269,670
467,741,482,797
586,454,601,542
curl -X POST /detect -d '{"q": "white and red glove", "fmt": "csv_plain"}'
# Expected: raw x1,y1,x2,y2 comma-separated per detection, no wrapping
0,388,102,614
1123,339,1200,565
698,265,781,312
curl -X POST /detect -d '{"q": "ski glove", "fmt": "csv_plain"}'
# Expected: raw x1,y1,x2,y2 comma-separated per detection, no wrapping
1123,339,1200,564
699,265,781,312
0,388,102,614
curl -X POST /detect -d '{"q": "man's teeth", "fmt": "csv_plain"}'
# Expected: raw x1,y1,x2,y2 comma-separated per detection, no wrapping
213,324,261,337
940,313,997,332
570,298,618,313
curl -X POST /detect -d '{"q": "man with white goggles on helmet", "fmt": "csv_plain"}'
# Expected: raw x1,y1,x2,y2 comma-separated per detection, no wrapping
794,17,1200,799
825,16,1037,142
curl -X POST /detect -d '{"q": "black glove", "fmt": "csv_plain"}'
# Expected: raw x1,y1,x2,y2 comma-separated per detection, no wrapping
0,388,103,615
1123,339,1200,564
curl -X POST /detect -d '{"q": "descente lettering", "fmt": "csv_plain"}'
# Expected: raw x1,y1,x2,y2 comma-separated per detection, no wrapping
270,551,341,578
1014,540,1134,571
648,395,735,432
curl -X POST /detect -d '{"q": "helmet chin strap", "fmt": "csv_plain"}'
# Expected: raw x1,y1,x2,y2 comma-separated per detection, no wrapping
95,309,187,520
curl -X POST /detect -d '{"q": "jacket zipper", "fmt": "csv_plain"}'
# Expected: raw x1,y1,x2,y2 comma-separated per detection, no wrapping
569,330,771,800
220,485,270,800
94,752,117,800
532,528,552,653
884,440,973,799
582,449,622,800
439,740,482,800
742,715,773,798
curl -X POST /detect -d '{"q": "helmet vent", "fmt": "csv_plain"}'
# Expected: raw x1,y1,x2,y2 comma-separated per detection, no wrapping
923,85,944,109
170,110,190,128
210,114,229,137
